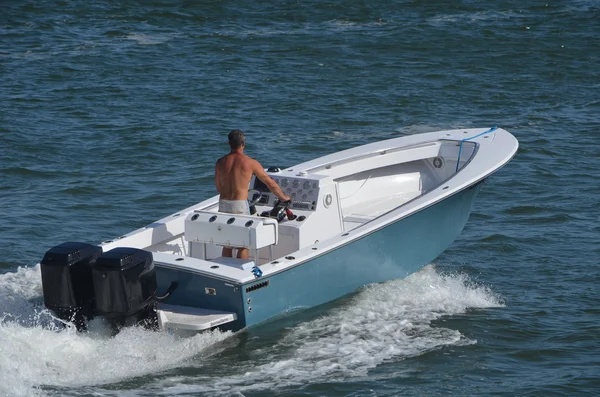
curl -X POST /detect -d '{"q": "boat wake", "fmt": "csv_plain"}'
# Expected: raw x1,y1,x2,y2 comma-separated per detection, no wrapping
0,265,231,397
152,265,504,396
0,264,503,397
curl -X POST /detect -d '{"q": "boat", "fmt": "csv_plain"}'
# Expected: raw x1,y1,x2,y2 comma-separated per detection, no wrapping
39,127,518,335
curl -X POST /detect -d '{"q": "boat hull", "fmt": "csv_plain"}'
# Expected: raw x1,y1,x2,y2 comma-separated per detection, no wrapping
156,183,482,331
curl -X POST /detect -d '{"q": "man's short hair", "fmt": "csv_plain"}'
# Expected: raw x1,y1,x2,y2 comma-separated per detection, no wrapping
228,129,245,149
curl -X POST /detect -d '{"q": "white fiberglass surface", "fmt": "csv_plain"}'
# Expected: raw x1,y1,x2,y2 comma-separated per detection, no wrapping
337,159,442,219
336,139,479,222
0,264,503,397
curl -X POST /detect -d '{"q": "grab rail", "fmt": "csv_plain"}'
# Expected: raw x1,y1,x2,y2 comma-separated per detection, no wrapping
455,126,498,172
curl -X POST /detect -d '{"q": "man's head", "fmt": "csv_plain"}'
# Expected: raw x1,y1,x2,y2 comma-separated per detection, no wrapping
228,129,245,149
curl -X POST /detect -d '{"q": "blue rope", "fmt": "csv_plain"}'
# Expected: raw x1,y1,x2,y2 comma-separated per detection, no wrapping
252,265,263,278
455,126,498,172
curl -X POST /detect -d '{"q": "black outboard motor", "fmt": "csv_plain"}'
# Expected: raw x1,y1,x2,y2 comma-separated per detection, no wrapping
92,247,158,331
40,242,103,330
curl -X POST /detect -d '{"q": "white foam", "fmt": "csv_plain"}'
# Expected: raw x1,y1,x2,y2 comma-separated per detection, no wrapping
0,264,49,326
427,10,528,26
125,33,173,45
0,264,502,397
326,18,388,31
134,265,504,396
0,266,231,397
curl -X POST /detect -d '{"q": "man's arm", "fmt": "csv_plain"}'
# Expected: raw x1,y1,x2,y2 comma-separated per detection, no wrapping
252,160,291,201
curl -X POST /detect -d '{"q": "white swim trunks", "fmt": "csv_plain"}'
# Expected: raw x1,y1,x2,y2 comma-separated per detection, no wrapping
218,199,250,215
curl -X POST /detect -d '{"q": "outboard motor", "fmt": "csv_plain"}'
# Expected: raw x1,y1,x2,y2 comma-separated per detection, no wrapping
40,242,103,330
92,247,158,331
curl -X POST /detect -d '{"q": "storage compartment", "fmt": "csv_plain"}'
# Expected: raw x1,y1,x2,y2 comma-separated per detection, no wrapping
185,211,279,249
92,247,157,328
40,242,103,329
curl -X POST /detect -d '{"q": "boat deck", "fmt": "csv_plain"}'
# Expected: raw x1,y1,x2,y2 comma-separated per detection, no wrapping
97,127,519,288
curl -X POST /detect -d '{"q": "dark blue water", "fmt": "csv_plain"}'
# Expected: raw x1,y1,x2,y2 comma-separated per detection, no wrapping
1,1,599,396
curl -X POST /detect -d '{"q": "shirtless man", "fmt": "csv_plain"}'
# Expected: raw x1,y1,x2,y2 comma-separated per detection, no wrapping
215,129,290,259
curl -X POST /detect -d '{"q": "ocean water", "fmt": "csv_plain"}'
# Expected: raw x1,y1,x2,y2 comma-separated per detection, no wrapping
1,0,599,396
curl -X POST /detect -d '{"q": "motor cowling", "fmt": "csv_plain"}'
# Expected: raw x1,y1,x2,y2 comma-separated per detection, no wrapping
40,242,103,330
91,247,157,329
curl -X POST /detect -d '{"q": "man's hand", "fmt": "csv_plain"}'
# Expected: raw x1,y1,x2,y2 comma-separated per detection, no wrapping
253,160,292,203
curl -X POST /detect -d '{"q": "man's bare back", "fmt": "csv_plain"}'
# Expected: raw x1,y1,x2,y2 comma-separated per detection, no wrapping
215,130,289,202
215,153,260,201
215,130,289,259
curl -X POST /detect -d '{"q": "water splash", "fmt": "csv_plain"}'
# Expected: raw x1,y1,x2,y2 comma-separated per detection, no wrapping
0,264,502,397
135,265,503,396
0,266,231,397
125,33,173,45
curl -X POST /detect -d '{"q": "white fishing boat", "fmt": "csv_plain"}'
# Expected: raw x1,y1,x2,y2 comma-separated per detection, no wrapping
40,127,518,334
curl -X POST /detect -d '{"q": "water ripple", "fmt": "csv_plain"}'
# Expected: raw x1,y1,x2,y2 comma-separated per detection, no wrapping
2,0,599,396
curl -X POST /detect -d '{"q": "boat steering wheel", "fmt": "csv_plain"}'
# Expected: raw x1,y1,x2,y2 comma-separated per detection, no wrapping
247,189,262,215
248,189,262,207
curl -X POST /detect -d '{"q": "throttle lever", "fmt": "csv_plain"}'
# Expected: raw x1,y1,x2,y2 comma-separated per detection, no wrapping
270,199,293,222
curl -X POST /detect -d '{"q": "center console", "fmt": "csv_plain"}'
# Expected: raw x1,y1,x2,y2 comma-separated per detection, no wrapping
250,173,323,212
